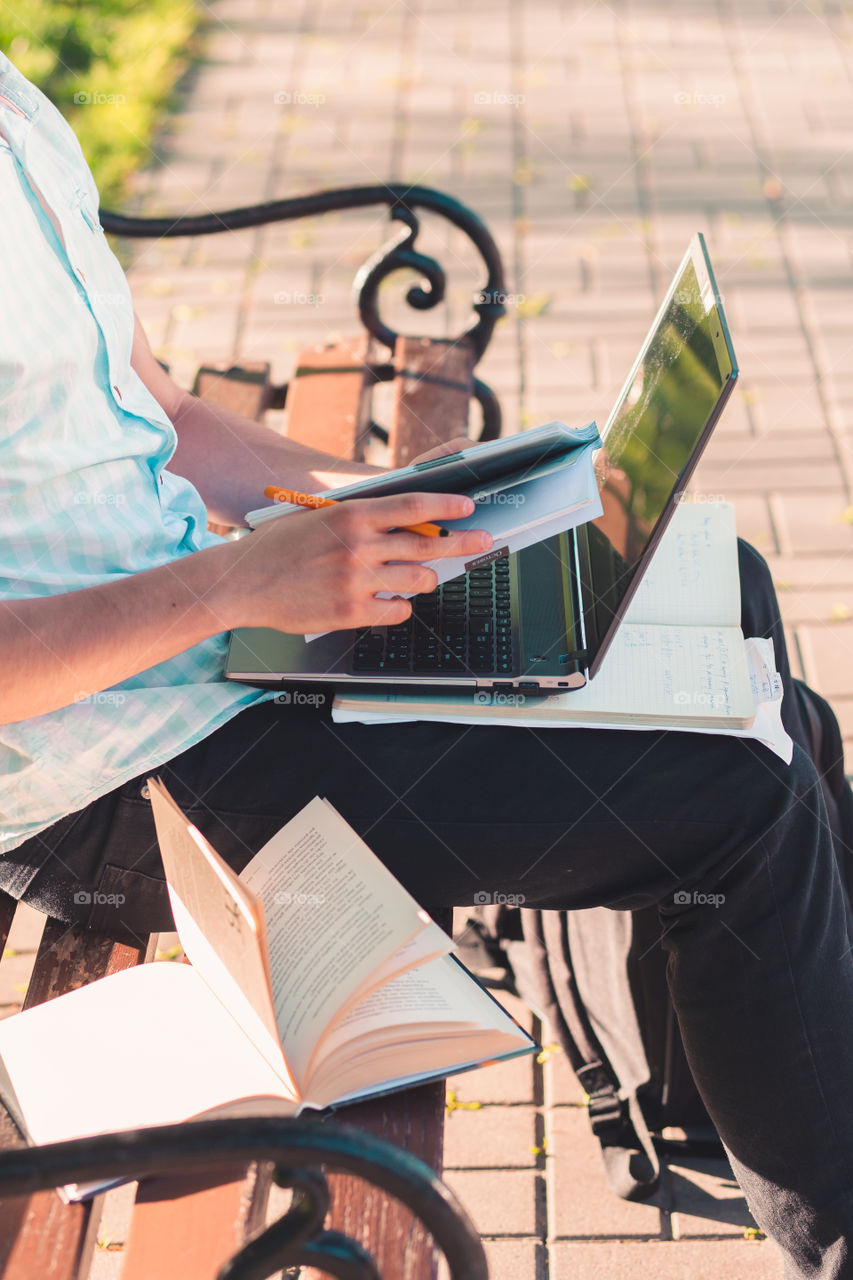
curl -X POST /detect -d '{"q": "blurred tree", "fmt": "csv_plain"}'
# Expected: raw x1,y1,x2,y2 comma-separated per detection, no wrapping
1,0,200,205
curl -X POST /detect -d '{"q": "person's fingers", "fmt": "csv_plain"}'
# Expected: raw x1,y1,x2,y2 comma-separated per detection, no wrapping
373,563,440,597
344,491,477,531
362,595,414,627
377,527,492,562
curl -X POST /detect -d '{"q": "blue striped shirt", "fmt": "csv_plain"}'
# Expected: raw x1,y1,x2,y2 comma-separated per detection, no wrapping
0,53,273,852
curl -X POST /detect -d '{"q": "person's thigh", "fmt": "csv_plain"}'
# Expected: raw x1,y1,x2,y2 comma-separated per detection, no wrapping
8,689,794,944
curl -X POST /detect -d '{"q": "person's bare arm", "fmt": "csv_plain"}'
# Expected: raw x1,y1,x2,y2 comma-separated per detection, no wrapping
130,315,383,527
0,492,489,725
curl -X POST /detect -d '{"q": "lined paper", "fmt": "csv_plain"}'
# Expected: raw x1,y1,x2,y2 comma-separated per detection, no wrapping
625,502,740,628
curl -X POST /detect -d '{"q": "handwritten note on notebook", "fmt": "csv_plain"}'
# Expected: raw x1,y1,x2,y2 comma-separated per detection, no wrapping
625,502,740,628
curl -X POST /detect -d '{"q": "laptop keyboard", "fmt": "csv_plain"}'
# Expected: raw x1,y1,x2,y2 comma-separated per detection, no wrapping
353,558,515,675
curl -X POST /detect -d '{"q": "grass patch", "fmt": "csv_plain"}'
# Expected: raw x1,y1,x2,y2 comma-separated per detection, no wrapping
1,0,200,206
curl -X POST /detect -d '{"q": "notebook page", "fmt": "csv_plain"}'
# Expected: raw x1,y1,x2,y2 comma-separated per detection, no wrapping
624,502,740,628
336,623,753,725
560,620,754,720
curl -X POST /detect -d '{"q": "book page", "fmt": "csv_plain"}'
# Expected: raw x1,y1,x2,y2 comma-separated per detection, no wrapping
148,780,289,1085
0,963,296,1150
624,501,740,627
238,797,435,1085
304,955,532,1106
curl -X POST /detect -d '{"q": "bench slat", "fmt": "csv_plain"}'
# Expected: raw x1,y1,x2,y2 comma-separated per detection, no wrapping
388,337,475,468
121,1162,272,1280
284,336,374,462
191,361,272,424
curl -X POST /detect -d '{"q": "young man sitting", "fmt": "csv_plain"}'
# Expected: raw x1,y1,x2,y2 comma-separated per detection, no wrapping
1,52,852,1280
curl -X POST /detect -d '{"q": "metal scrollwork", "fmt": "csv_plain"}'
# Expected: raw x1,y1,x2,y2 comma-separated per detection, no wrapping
100,183,507,368
0,1116,489,1280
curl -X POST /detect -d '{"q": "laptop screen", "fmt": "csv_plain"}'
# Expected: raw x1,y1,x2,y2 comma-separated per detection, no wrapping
582,234,738,676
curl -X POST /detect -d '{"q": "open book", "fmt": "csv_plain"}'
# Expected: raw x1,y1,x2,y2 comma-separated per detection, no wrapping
245,421,604,600
333,503,757,731
0,785,534,1197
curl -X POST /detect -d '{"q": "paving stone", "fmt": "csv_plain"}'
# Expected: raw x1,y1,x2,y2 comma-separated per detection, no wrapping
795,623,853,699
729,495,778,553
545,1103,664,1241
550,1239,784,1279
771,493,853,556
442,1168,540,1237
666,1154,759,1238
542,1039,586,1108
443,1103,539,1169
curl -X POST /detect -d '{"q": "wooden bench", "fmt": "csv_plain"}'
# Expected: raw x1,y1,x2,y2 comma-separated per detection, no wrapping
0,185,506,1279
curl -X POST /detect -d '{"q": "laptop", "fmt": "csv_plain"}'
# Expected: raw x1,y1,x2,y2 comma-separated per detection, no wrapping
225,233,738,694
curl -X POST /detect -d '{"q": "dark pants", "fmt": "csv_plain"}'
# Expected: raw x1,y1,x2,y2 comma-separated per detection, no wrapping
5,541,852,1278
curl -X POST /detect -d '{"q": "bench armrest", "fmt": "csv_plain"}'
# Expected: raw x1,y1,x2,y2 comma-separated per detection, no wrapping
100,184,507,365
0,1115,488,1279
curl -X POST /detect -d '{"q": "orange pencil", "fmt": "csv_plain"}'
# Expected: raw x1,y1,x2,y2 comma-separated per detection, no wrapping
263,485,450,537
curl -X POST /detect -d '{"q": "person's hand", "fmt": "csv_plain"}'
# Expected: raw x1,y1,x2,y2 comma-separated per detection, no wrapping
226,491,491,634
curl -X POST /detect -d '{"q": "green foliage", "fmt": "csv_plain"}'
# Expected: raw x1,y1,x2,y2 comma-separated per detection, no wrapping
0,0,200,205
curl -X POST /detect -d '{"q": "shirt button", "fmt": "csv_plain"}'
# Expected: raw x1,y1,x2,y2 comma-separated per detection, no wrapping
140,783,151,800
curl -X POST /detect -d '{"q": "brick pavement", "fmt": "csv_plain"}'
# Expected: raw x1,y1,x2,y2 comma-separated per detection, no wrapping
8,0,853,1274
